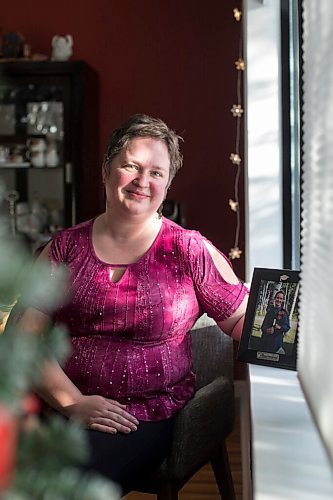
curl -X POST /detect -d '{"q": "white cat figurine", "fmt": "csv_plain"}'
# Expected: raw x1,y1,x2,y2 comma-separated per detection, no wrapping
51,35,73,61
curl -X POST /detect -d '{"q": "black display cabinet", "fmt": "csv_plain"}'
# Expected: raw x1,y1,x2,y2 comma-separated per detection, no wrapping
0,60,99,243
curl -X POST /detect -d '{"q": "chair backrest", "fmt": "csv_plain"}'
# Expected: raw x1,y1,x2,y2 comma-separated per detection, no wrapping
190,314,234,390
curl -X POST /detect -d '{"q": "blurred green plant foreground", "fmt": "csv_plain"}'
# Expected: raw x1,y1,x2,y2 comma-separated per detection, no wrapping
0,189,119,499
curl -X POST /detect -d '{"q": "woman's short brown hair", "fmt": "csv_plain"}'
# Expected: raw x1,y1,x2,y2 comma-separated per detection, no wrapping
103,114,183,188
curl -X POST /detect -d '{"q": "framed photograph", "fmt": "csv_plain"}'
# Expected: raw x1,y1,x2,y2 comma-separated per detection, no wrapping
237,268,300,370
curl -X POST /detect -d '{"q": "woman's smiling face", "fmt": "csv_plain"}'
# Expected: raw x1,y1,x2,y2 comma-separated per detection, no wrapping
103,137,170,219
274,293,284,307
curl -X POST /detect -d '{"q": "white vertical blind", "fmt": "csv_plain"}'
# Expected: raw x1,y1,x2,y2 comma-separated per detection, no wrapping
298,0,333,468
244,0,284,281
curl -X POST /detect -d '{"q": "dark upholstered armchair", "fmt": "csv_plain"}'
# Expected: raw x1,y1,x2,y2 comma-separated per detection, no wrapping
132,314,236,500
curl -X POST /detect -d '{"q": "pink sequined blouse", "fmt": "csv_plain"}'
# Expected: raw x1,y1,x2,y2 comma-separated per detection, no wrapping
47,217,247,421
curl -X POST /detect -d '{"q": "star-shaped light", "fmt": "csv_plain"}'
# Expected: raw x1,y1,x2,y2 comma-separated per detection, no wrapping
235,58,245,71
230,153,242,165
231,104,243,117
233,8,242,21
229,247,242,260
229,199,239,212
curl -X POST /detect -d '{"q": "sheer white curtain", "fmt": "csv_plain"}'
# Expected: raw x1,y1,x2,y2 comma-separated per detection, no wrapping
298,0,333,468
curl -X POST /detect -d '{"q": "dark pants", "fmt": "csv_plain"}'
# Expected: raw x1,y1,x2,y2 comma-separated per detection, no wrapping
261,331,284,353
274,332,284,351
83,418,175,495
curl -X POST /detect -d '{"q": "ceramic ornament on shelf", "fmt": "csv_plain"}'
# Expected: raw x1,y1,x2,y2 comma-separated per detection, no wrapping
51,35,73,61
45,139,59,167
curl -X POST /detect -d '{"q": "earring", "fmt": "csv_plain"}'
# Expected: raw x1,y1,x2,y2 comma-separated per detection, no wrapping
157,203,163,218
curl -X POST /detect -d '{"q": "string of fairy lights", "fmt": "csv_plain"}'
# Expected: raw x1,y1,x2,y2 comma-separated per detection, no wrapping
228,6,244,260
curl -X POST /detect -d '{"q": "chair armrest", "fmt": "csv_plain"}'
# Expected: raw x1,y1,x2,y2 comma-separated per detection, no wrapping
190,315,234,389
163,375,234,480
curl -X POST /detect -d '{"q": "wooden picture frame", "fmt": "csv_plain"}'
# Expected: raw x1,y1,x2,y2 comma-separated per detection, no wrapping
237,268,300,370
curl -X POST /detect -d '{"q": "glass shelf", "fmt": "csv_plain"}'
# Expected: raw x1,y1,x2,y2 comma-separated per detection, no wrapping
0,162,30,168
0,164,63,169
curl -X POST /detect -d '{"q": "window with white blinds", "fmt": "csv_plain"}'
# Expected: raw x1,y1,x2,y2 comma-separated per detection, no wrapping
298,0,333,468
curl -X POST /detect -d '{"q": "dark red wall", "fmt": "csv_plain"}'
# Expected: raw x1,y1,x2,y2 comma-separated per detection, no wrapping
1,0,245,278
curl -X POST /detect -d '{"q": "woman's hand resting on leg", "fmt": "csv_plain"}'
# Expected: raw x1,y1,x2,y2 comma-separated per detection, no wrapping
65,395,139,434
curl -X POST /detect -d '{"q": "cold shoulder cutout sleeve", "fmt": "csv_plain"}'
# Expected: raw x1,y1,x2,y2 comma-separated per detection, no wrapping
187,231,248,323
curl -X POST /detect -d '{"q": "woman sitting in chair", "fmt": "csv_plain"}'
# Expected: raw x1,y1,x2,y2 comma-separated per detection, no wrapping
18,114,248,495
